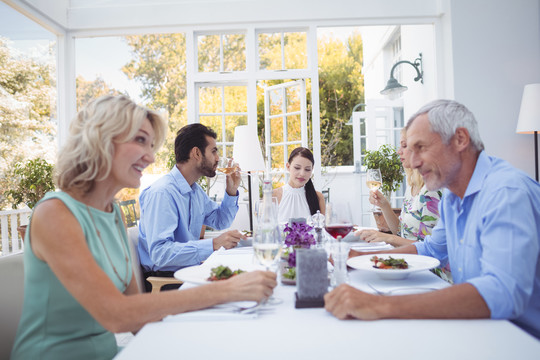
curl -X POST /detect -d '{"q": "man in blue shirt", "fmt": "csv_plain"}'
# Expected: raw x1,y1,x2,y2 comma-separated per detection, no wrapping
138,124,246,291
325,100,540,339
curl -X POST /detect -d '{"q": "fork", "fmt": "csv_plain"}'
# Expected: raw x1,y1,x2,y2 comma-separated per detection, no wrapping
367,283,438,296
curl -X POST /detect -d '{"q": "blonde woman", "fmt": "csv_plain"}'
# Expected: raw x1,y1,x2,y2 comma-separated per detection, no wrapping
357,129,442,247
11,96,276,360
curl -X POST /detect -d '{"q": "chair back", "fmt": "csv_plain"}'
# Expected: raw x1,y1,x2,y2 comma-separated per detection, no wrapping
126,226,145,292
0,252,24,359
119,199,139,227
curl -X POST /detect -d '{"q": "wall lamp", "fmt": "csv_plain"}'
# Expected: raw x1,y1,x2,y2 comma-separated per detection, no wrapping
380,53,423,99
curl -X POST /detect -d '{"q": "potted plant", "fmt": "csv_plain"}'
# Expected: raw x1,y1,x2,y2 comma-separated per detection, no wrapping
281,222,316,284
5,158,55,239
363,144,404,232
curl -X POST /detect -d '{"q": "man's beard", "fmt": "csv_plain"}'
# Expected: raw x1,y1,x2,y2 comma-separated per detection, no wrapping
199,154,217,177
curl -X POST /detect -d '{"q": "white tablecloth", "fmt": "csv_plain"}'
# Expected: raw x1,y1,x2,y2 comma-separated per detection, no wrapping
115,247,540,360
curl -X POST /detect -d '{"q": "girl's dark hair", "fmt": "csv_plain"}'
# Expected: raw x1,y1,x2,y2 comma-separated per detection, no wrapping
175,123,217,163
288,147,320,215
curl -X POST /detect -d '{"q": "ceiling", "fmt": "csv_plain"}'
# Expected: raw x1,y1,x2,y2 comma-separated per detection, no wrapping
3,0,444,35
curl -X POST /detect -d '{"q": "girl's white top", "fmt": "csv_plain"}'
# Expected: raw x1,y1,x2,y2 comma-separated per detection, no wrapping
277,183,311,224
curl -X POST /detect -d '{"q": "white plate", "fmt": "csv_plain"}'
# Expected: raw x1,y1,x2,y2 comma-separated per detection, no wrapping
174,265,214,284
347,253,440,280
174,264,253,284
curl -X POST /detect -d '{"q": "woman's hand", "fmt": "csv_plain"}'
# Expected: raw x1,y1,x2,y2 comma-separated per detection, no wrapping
225,270,277,303
356,229,391,243
356,229,414,247
368,190,390,209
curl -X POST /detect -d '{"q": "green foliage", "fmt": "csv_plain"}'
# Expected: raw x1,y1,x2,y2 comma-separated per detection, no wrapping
76,75,125,111
5,158,55,209
364,145,404,195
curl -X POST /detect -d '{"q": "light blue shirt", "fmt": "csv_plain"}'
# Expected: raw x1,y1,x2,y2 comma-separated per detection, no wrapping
138,167,239,272
415,151,540,339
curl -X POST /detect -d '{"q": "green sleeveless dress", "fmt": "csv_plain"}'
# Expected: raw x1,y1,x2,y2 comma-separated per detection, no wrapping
11,192,132,360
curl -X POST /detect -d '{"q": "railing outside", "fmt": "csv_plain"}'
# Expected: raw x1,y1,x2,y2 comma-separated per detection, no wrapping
0,209,31,256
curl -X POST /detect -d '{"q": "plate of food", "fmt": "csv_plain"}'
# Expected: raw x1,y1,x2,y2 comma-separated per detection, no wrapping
174,264,247,284
347,254,440,280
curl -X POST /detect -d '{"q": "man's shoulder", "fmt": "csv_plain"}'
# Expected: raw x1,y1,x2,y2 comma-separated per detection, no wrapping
484,155,532,188
140,173,176,197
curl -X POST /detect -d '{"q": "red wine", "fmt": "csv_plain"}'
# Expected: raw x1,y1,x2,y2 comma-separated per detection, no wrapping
325,224,353,239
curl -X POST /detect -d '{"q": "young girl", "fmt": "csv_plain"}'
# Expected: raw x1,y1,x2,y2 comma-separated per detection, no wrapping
272,147,326,224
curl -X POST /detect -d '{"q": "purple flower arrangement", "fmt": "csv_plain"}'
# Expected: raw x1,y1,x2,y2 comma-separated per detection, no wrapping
283,222,315,267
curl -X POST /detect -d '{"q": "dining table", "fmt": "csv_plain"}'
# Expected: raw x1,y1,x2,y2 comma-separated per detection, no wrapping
114,242,540,360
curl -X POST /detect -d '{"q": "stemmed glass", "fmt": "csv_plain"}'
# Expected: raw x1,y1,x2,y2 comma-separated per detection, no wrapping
324,201,354,241
216,157,237,175
366,168,382,212
216,157,251,176
253,223,283,304
254,197,279,224
324,202,353,287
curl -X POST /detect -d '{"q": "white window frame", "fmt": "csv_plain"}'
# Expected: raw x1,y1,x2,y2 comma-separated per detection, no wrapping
263,80,308,171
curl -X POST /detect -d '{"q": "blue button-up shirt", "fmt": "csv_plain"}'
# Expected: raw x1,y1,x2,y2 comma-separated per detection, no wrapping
415,151,540,339
138,167,239,272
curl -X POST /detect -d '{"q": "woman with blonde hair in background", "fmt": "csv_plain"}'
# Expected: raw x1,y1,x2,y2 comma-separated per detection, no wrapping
357,128,451,282
11,95,276,360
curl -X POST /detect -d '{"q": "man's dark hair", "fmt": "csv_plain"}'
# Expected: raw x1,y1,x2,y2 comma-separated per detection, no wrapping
174,123,217,163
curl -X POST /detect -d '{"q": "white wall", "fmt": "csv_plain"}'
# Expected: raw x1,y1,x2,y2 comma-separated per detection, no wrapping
449,0,540,177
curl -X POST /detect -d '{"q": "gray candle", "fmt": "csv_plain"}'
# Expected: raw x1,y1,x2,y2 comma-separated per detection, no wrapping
296,248,328,306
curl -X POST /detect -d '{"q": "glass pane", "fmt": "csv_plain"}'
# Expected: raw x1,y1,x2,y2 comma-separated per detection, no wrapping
270,117,283,143
376,116,386,129
393,108,404,127
198,34,220,72
224,86,247,113
360,119,366,134
199,86,222,113
287,144,298,162
200,116,223,141
224,145,234,158
258,32,281,70
286,86,301,113
225,115,247,142
223,34,246,71
271,146,284,169
286,114,301,141
0,3,58,211
269,89,283,116
284,32,307,69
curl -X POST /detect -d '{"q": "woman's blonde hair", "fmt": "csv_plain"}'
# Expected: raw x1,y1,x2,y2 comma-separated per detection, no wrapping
401,128,424,191
56,95,167,193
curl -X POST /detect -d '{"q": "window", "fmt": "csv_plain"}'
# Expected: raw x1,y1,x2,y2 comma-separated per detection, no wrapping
198,84,248,157
0,3,57,210
197,32,246,72
257,31,307,70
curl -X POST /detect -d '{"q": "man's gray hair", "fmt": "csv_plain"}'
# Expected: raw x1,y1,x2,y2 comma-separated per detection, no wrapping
406,99,484,151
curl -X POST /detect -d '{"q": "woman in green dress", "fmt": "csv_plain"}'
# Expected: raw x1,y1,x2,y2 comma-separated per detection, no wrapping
11,95,276,360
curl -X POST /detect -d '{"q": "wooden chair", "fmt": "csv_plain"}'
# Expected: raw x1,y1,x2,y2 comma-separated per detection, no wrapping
119,199,139,228
126,226,182,293
0,252,24,359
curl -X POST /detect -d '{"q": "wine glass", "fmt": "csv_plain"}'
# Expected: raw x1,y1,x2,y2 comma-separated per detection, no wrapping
216,157,237,175
253,223,283,304
366,168,383,212
254,197,279,224
324,201,354,241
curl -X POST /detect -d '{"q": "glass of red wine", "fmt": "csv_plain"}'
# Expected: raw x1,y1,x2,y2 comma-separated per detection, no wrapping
325,202,354,241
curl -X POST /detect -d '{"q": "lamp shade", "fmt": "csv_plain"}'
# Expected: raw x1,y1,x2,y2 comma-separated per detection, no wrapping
232,125,265,171
516,83,540,134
